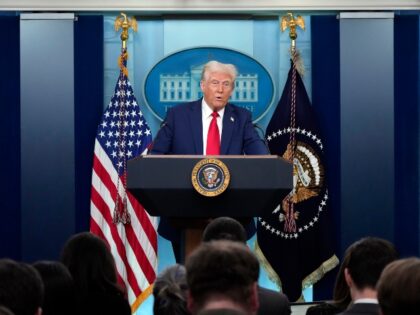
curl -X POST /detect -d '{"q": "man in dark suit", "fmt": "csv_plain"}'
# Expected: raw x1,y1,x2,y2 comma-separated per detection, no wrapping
151,60,268,156
151,61,269,260
337,237,398,315
202,217,291,315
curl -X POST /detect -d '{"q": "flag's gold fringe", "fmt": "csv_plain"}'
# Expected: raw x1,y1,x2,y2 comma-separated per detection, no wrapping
302,254,339,289
118,51,129,78
255,240,340,302
254,241,283,288
131,284,153,314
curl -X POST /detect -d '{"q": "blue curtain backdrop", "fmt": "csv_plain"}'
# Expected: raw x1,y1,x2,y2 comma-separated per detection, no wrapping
311,14,341,300
0,15,103,260
394,14,420,257
74,15,104,233
0,15,21,260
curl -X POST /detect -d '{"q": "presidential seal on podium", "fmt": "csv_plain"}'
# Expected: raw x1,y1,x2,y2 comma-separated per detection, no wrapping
191,158,230,197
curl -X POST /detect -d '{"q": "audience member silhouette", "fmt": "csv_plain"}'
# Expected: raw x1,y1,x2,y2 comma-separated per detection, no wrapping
202,217,247,243
32,260,76,315
377,257,420,315
336,237,398,315
186,240,260,315
61,232,131,315
0,259,43,315
153,264,191,315
202,217,291,315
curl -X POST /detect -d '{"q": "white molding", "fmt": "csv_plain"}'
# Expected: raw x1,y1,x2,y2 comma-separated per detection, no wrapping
339,12,395,19
1,0,420,12
20,13,75,20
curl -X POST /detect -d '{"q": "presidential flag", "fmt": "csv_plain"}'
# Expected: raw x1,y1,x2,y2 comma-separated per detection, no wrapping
90,49,158,312
256,58,338,301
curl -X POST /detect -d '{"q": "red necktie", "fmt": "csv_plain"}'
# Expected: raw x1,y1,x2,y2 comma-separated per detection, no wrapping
206,111,220,155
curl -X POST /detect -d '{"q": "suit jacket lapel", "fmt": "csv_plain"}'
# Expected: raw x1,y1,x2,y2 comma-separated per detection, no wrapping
221,104,235,154
189,100,203,154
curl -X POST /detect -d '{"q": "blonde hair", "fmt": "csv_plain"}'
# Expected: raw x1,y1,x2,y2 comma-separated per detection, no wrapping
201,60,238,82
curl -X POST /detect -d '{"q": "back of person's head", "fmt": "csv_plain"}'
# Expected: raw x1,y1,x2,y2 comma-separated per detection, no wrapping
197,309,247,315
344,236,398,290
305,302,342,315
32,260,76,315
153,264,189,315
377,257,420,315
186,240,259,315
202,217,246,244
0,259,44,315
60,232,119,297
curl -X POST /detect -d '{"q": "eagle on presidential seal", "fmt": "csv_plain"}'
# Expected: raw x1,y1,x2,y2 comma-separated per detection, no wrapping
275,139,325,233
200,166,221,189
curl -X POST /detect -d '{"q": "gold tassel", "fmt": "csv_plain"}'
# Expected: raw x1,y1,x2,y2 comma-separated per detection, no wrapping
118,51,129,78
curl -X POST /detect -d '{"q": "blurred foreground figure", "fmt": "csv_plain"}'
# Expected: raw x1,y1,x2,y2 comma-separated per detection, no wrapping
61,232,131,315
377,257,420,315
186,240,259,315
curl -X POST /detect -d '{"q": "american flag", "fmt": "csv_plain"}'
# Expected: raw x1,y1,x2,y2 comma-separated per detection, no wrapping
90,50,158,312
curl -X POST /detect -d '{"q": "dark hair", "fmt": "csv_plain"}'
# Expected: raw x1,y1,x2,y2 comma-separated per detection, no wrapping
202,217,246,244
331,250,351,310
153,264,190,315
32,260,76,315
345,237,398,289
377,257,420,315
197,309,247,315
60,232,121,298
186,240,259,311
0,259,44,315
305,303,342,315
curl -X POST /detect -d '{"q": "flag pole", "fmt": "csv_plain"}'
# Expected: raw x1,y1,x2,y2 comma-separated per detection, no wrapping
279,13,306,233
112,13,138,224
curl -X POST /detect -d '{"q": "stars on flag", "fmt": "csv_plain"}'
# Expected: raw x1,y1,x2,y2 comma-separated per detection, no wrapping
96,76,151,174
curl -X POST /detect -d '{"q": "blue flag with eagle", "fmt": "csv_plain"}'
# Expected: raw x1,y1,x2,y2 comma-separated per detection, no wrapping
256,58,338,301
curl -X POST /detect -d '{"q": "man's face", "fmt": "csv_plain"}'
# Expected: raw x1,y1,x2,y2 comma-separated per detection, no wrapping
200,71,234,111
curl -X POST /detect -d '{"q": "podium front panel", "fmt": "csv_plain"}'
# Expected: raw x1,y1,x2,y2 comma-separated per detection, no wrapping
127,155,292,218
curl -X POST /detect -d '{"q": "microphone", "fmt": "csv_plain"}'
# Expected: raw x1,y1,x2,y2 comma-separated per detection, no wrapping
253,123,271,154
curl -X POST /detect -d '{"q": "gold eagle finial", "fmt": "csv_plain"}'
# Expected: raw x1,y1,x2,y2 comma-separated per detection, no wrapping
281,13,305,39
114,13,138,49
280,13,305,53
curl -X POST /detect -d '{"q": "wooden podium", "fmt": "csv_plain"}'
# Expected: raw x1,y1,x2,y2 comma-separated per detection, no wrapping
127,155,293,260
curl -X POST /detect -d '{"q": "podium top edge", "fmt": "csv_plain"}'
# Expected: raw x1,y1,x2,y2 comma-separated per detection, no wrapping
141,154,280,159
